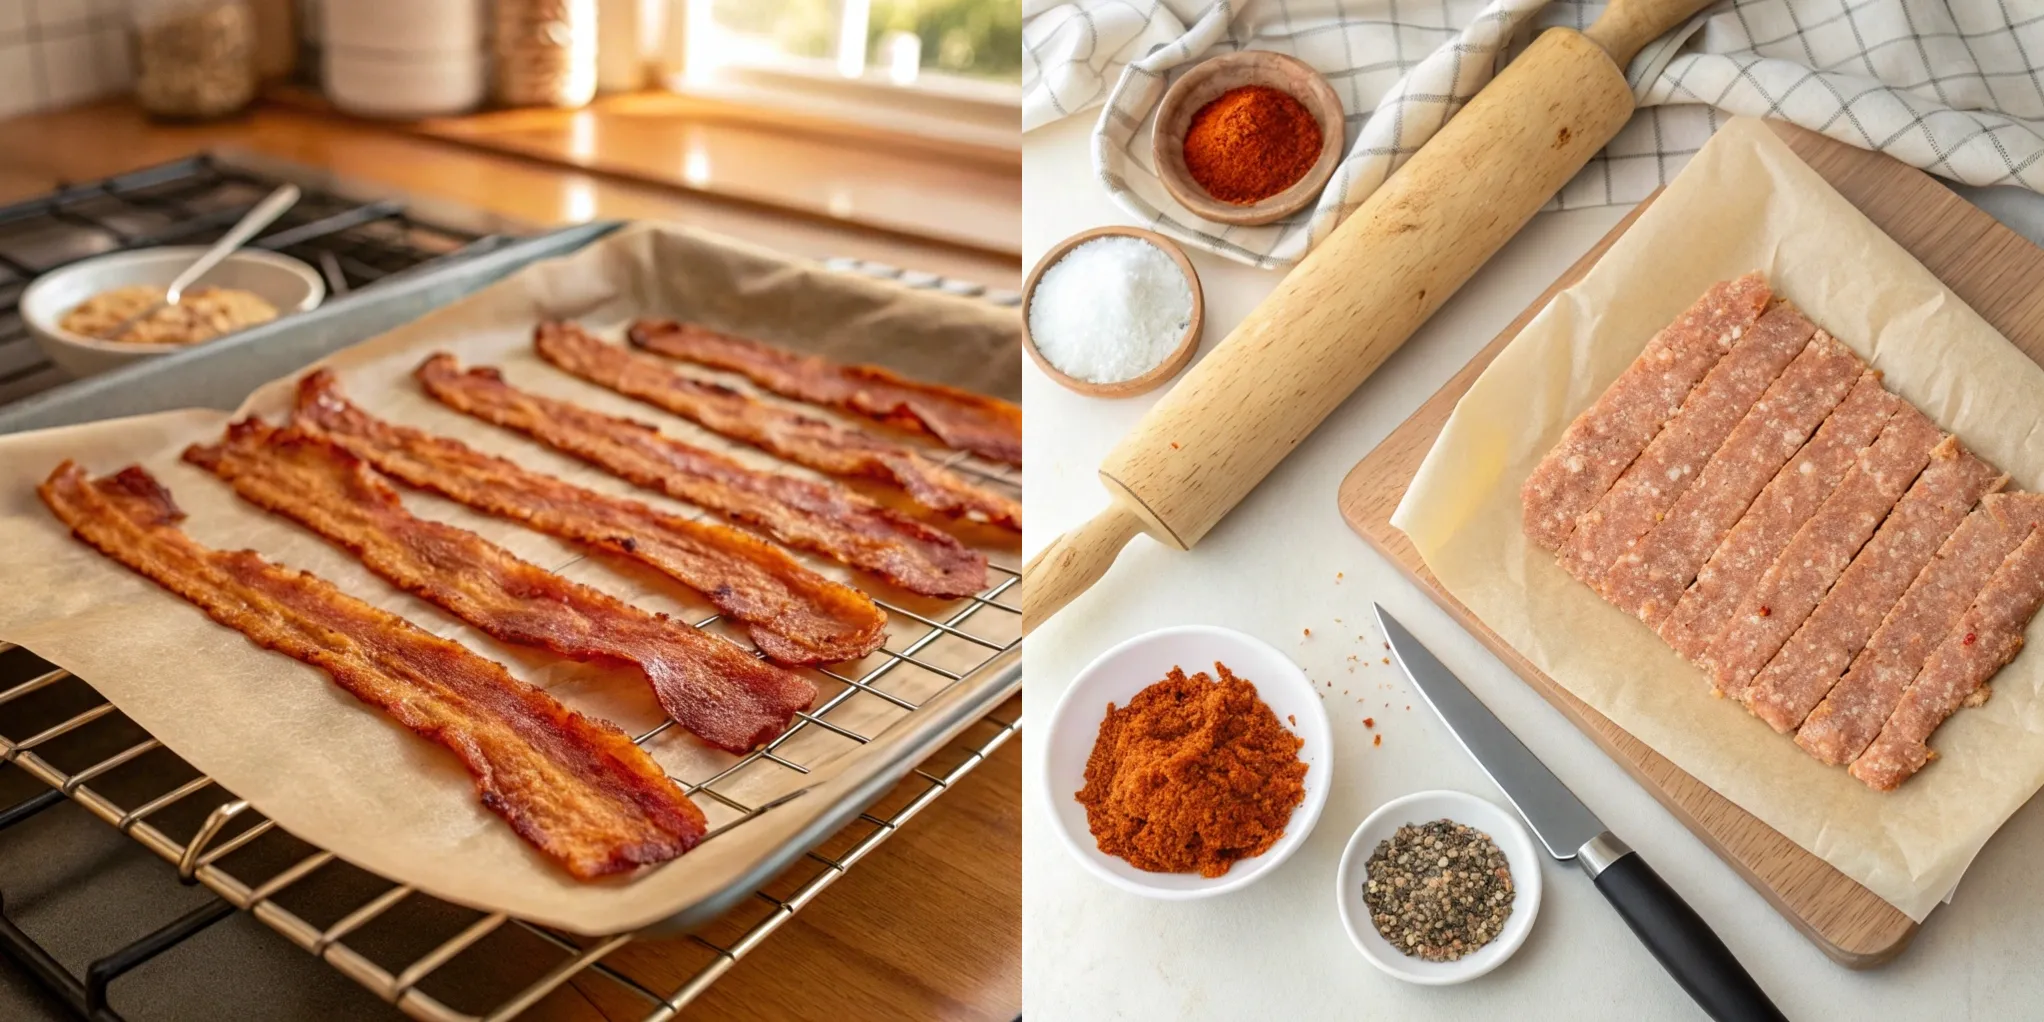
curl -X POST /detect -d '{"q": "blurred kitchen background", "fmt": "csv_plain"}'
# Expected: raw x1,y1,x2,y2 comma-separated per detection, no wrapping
0,0,1020,263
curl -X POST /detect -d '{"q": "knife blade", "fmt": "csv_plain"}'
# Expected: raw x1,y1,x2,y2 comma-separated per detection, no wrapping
1376,605,1787,1022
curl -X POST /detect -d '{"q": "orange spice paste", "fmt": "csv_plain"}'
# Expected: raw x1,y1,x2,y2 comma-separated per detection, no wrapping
1075,662,1308,877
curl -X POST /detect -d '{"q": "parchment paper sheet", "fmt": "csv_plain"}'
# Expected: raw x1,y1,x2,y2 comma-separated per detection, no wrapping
0,223,1020,934
1390,118,2044,922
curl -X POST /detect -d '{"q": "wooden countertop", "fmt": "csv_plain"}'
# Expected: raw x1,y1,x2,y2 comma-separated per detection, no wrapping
0,99,1019,1021
0,101,1018,289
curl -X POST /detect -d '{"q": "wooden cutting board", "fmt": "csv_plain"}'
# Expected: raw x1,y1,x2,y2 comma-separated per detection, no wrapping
1338,120,2044,968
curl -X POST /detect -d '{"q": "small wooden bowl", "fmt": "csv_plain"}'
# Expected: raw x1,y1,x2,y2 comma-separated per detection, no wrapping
1152,51,1345,227
1022,226,1204,399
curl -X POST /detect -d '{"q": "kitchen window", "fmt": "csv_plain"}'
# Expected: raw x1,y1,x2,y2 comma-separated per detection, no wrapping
672,0,1020,149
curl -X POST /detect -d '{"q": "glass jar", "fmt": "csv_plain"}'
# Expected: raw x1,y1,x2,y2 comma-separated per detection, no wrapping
493,0,597,109
133,0,257,120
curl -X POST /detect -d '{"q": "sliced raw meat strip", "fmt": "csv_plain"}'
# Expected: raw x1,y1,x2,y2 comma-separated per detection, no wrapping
1522,275,1770,551
1744,440,2003,731
1658,375,1901,659
1704,405,1942,697
1851,526,2044,790
1798,494,2044,765
1560,302,1817,586
1599,330,1860,620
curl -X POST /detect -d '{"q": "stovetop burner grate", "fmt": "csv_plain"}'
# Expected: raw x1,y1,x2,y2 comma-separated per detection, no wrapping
0,154,508,408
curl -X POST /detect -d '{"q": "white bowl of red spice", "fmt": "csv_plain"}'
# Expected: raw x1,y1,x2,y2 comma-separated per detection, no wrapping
1040,624,1332,899
1152,51,1345,227
1336,790,1543,985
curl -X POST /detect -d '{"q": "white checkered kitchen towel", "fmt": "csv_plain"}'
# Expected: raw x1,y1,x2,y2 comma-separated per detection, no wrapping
1022,0,2044,268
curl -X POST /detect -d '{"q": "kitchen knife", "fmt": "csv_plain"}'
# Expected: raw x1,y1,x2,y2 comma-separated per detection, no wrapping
1376,605,1787,1022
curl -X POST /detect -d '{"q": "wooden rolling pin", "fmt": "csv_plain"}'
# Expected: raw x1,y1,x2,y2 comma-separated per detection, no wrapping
1022,0,1713,634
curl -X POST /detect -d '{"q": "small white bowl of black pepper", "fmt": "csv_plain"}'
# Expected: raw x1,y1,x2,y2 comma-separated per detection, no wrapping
1335,789,1543,985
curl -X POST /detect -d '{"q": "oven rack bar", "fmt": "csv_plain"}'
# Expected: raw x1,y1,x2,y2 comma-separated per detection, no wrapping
0,641,1019,1020
0,476,1021,1020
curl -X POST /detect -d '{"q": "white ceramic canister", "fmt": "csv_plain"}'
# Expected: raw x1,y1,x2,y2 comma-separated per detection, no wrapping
321,0,486,119
594,0,652,93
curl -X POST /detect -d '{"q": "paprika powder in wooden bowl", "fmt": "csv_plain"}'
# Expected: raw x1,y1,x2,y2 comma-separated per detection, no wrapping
1153,51,1344,227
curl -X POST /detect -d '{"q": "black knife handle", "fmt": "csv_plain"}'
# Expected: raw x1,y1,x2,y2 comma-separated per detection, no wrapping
1593,851,1788,1022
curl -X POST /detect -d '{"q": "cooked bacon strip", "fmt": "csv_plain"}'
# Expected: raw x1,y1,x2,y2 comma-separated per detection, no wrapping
184,420,818,753
628,319,1022,466
39,461,706,879
401,359,988,598
535,321,1020,531
292,372,888,660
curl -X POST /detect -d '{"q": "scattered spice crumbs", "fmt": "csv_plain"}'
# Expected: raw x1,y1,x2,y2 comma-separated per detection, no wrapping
1170,442,1181,449
1288,714,1296,726
1304,628,1312,637
1374,734,1383,747
1364,717,1375,728
1382,657,1391,664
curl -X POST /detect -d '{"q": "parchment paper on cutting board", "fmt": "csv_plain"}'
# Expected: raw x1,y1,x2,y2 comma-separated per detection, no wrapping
0,224,1021,934
1392,117,2044,922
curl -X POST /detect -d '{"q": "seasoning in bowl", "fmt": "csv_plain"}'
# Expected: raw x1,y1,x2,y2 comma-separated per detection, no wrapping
1182,85,1324,205
1027,235,1193,385
1075,661,1307,877
1363,818,1515,962
62,285,280,345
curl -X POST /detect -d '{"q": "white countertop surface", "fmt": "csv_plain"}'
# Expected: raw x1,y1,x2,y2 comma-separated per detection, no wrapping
1021,113,2044,1021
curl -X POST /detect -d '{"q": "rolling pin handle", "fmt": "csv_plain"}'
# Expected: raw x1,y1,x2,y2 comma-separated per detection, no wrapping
1584,0,1717,68
1021,503,1145,635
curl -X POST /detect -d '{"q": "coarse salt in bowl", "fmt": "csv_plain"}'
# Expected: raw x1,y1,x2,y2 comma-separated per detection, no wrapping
1023,226,1203,398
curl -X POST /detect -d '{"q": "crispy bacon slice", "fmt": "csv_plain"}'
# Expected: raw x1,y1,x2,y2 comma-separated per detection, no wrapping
628,319,1022,466
401,359,988,598
292,372,888,662
184,420,819,753
535,322,1020,531
39,461,706,879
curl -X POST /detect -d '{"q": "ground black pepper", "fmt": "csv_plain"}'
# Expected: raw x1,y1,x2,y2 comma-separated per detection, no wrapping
1363,818,1514,961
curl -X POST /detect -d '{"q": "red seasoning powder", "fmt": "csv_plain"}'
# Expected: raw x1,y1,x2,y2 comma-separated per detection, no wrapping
1076,662,1307,877
1181,85,1323,205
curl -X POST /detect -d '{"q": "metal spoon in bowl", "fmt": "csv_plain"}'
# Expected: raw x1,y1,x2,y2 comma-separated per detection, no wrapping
95,184,302,341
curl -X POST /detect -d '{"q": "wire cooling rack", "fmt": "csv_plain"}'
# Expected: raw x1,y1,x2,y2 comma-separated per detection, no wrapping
0,529,1019,1020
0,152,1022,1019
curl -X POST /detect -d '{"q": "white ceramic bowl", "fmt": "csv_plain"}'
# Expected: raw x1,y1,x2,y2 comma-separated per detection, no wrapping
1041,624,1332,899
1335,789,1543,985
21,247,325,380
